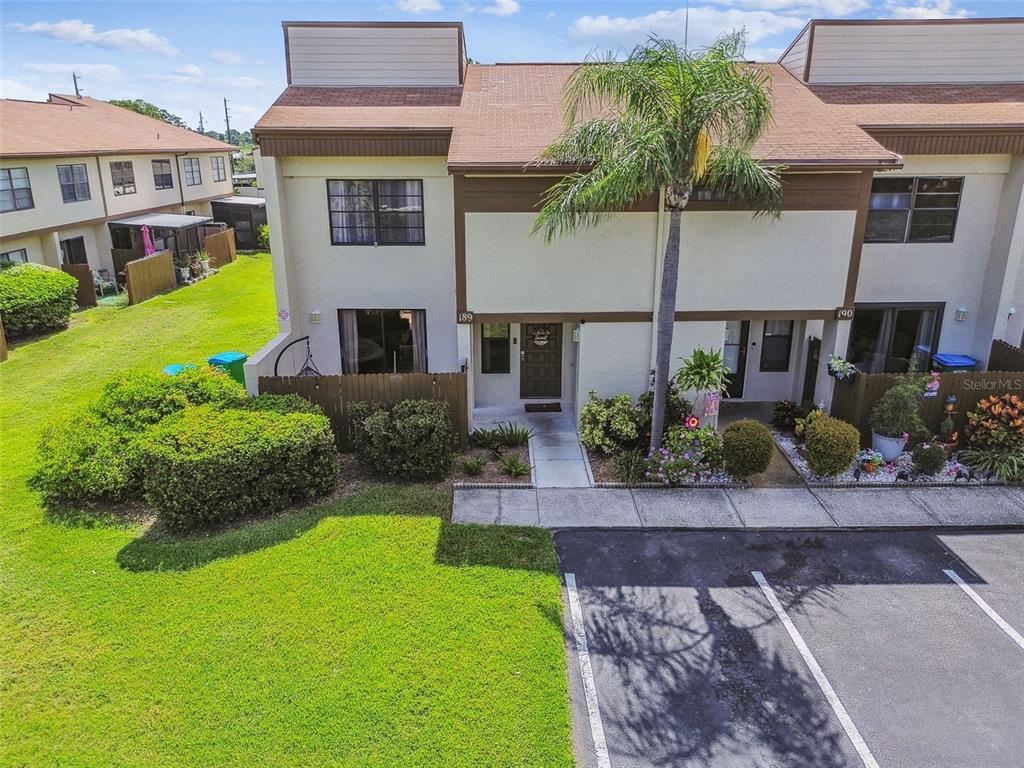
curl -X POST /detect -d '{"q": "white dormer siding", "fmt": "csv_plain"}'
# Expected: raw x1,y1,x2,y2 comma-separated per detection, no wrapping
781,20,1024,84
285,23,463,86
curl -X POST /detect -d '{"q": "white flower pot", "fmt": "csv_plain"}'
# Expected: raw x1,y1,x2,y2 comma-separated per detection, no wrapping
871,431,907,462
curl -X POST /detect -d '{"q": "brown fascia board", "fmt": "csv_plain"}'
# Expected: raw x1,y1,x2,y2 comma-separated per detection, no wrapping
448,158,904,174
0,146,233,159
859,123,1024,132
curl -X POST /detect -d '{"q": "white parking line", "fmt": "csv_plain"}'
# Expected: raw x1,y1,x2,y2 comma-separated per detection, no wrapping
752,571,880,768
944,569,1024,651
564,573,612,768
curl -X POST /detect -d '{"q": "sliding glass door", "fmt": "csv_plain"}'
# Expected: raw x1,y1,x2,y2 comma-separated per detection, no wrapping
847,304,942,373
338,309,427,374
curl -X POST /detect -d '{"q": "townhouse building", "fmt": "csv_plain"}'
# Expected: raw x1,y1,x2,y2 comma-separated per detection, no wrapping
0,95,234,274
247,18,1024,419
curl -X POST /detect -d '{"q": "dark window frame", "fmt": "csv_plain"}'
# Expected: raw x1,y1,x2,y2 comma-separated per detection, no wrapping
211,155,227,183
847,301,945,374
0,247,29,263
57,163,91,203
865,176,963,244
759,320,794,373
326,179,425,246
109,160,136,196
183,157,202,186
481,323,511,374
152,159,174,190
0,167,34,212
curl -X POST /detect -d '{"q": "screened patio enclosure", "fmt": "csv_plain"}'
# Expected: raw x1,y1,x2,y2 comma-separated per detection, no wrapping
108,213,221,278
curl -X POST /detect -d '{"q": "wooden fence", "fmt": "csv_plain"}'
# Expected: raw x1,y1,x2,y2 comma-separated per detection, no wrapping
61,263,97,308
0,314,7,363
258,372,469,449
125,250,176,305
989,339,1024,374
205,228,236,269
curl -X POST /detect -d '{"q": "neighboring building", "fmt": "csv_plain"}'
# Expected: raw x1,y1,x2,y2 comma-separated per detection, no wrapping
0,95,234,274
247,18,1024,417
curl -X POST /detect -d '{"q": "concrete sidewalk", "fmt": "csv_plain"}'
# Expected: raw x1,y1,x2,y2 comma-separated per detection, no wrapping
453,485,1024,528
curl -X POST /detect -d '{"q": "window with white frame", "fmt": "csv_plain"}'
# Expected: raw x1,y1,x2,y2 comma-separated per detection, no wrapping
0,248,28,264
110,160,136,196
211,155,227,182
1,167,34,212
865,177,963,243
57,163,90,203
183,157,202,186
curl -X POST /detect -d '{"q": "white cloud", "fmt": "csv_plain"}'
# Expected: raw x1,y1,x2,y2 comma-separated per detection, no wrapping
884,0,971,18
209,49,251,65
174,64,204,78
480,0,521,16
706,0,868,13
396,0,442,12
219,76,266,90
20,62,124,81
0,78,47,101
569,7,808,47
8,19,179,56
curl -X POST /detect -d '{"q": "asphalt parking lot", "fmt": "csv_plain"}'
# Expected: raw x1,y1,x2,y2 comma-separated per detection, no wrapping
556,530,1024,768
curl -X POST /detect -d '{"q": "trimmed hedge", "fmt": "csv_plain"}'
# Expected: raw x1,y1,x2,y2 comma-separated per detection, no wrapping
805,416,860,477
722,420,774,479
351,399,454,480
142,406,338,528
0,263,78,336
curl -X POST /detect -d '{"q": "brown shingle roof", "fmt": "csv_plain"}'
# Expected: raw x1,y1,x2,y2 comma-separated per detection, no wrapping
255,62,900,168
0,95,234,158
806,83,1024,128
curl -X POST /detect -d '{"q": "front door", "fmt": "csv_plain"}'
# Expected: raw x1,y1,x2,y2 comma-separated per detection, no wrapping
520,323,562,398
724,320,749,399
59,236,88,265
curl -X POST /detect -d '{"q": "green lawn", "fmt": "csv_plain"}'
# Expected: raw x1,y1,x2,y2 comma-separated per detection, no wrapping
0,254,572,768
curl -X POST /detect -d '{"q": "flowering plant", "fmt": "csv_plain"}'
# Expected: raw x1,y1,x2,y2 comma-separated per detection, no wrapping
683,414,700,429
857,449,884,473
645,425,723,484
827,355,858,381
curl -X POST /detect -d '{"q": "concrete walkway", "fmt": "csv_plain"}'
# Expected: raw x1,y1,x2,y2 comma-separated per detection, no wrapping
453,485,1024,528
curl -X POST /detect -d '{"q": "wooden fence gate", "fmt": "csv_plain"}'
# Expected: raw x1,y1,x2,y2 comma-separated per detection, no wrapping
205,229,236,269
258,372,469,449
61,263,97,308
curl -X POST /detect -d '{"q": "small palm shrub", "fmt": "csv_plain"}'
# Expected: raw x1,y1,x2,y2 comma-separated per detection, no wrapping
495,421,532,447
141,406,338,528
912,442,946,476
579,391,643,454
0,263,79,336
500,455,531,478
461,456,486,476
805,416,860,477
470,427,503,452
612,448,647,483
350,399,454,480
722,420,774,479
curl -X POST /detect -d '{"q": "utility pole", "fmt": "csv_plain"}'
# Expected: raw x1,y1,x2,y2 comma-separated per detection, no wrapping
72,72,82,98
223,97,232,144
198,110,205,133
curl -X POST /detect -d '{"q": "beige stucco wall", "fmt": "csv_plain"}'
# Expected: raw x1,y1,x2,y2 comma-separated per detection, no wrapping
0,156,106,236
275,156,458,376
0,234,44,264
178,152,234,205
473,322,577,405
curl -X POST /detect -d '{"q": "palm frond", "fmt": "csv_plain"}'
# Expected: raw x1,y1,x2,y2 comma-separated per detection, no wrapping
702,146,784,218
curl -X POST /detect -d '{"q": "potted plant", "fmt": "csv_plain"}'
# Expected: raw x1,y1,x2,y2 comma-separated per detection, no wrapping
196,249,210,274
673,348,730,430
869,381,926,461
827,355,857,383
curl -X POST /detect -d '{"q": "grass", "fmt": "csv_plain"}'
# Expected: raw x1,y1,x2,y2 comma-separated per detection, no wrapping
0,254,572,768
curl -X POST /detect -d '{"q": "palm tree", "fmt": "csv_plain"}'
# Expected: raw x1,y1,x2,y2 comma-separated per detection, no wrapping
532,32,783,451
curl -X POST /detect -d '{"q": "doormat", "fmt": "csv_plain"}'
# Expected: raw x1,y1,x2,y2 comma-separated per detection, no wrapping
525,402,561,413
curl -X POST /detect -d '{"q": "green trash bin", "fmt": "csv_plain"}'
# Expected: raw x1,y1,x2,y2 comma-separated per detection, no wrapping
931,353,978,373
208,351,248,386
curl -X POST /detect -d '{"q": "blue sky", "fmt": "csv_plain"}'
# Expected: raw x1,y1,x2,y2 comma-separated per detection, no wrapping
1,0,1019,131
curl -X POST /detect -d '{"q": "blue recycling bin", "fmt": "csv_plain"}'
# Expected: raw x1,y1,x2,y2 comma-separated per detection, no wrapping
931,353,978,373
208,351,248,385
162,363,198,376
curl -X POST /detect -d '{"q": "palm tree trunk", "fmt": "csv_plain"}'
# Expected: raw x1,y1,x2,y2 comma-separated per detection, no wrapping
649,207,683,452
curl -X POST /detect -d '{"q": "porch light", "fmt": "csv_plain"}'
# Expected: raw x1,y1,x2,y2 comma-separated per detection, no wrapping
310,309,322,324
954,307,969,321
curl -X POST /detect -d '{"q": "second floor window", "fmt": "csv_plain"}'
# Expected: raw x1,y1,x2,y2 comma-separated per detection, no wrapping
1,248,28,263
0,167,34,212
327,179,425,245
211,155,227,182
183,157,202,186
57,164,90,203
866,176,962,243
110,161,136,196
153,159,174,190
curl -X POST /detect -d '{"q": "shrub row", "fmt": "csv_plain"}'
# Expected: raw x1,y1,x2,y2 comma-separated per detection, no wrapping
349,399,454,480
0,263,78,336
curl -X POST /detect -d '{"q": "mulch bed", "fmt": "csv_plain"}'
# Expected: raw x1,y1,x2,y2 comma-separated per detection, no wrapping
585,447,742,487
451,445,532,485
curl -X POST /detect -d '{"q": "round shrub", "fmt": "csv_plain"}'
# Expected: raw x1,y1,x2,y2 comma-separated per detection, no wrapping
241,392,323,416
912,442,947,476
0,263,78,336
722,420,774,479
351,399,454,480
141,406,338,528
95,366,246,431
805,416,860,477
29,411,146,503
